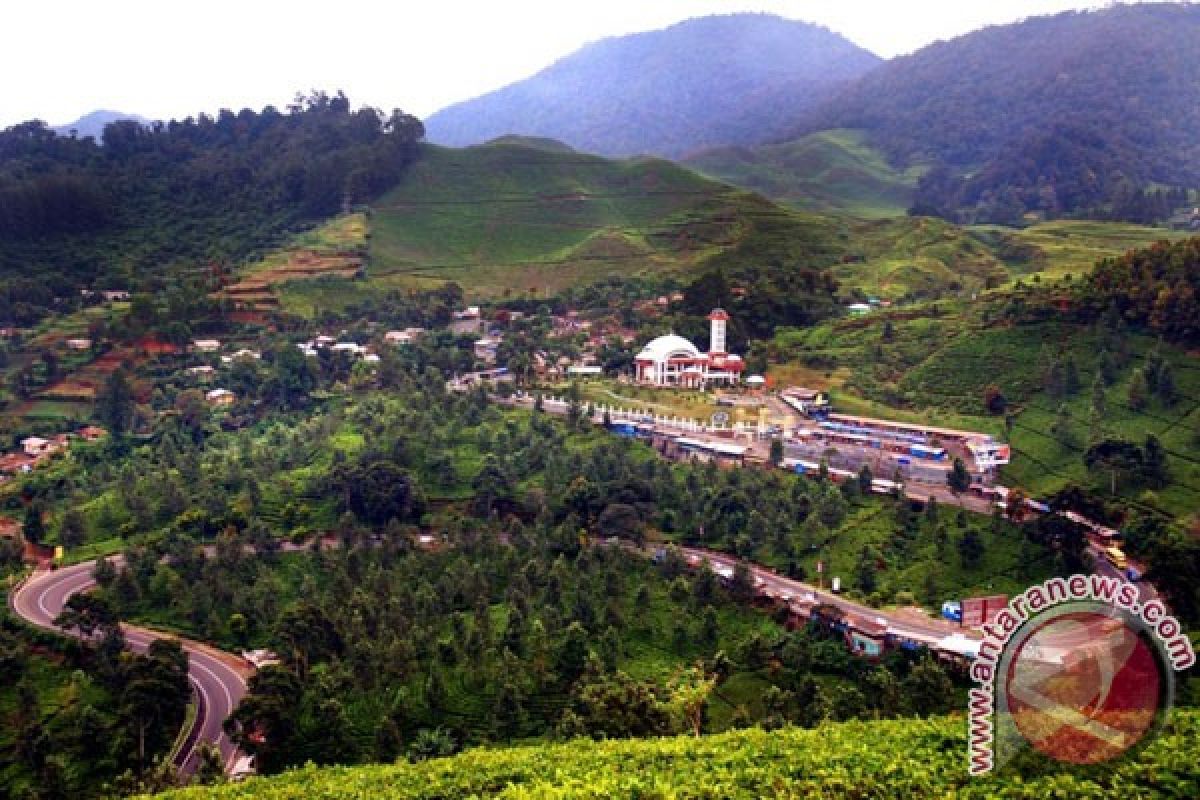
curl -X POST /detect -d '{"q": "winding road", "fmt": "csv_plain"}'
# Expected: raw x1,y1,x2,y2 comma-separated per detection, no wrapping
9,559,250,778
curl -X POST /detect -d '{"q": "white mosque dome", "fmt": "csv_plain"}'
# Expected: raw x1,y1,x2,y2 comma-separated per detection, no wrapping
636,334,702,362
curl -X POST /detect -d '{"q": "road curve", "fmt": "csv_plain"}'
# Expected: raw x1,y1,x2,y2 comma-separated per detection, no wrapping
9,560,249,777
680,546,973,647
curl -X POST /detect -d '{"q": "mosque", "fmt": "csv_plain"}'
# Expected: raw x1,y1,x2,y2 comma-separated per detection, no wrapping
633,309,744,387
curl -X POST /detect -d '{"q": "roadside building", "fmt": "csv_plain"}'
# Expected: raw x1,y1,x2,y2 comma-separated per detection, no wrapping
65,338,92,351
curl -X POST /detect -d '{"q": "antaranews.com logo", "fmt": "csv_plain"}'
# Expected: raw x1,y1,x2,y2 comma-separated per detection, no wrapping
968,574,1195,775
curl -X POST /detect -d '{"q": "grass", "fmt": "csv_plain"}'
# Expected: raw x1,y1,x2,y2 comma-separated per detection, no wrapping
686,129,923,219
366,141,839,298
834,216,1009,300
149,710,1200,799
973,219,1190,285
217,213,369,314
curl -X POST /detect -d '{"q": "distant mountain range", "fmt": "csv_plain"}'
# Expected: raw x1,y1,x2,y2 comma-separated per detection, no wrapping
428,5,1200,222
787,3,1200,221
425,13,880,158
53,110,151,139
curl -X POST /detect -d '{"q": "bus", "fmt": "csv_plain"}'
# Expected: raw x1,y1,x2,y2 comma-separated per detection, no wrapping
1104,546,1128,570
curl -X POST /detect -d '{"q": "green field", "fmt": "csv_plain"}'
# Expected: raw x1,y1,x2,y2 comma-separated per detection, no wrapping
366,141,840,297
152,709,1200,799
973,220,1190,284
834,216,1009,300
686,129,922,219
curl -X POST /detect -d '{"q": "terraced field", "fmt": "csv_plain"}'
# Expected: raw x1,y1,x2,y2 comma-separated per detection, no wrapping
366,141,841,297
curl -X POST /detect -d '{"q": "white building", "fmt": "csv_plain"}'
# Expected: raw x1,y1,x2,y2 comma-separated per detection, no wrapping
634,309,743,387
192,339,221,353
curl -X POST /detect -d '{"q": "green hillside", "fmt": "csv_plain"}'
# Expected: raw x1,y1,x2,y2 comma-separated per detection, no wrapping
154,711,1200,799
366,142,843,297
685,129,921,218
825,217,1181,303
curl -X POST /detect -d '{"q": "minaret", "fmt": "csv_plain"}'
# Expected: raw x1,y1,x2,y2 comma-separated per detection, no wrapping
708,308,729,355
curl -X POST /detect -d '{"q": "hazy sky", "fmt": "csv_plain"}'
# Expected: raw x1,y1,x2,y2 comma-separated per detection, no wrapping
4,0,1119,129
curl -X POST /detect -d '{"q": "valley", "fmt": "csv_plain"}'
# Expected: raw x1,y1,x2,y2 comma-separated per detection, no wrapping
1,4,1199,799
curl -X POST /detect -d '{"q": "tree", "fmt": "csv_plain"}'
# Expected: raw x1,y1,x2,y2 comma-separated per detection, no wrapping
857,464,873,494
729,562,756,602
902,656,954,716
1084,438,1145,495
471,455,514,517
947,457,971,496
194,742,225,785
982,384,1006,415
58,507,86,548
97,367,137,435
1063,355,1081,395
596,503,644,544
1005,487,1028,522
768,437,784,467
958,529,985,568
665,665,717,737
855,546,879,594
54,593,118,638
22,499,46,545
1051,403,1072,446
1142,434,1168,488
572,672,671,739
174,389,209,442
1156,360,1176,406
556,621,590,685
1127,368,1149,411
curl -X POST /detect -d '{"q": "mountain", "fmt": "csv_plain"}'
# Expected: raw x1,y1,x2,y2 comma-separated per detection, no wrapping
52,109,151,139
367,139,844,298
425,13,880,158
685,129,921,218
788,3,1200,223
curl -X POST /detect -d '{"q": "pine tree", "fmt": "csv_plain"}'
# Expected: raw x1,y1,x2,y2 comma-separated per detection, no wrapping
1063,355,1081,395
1128,368,1149,412
1157,361,1176,407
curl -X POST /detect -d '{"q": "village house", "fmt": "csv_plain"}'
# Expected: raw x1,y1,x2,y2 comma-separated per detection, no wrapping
205,388,236,406
384,327,425,345
65,338,92,351
0,453,34,475
221,349,261,364
21,437,52,457
474,336,502,364
187,365,217,379
192,338,221,353
77,426,107,442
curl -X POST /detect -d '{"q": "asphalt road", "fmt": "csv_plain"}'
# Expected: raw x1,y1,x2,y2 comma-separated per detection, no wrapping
679,546,971,647
9,560,248,777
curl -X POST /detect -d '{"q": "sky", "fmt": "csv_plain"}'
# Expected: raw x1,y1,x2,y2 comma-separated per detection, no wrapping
3,0,1122,129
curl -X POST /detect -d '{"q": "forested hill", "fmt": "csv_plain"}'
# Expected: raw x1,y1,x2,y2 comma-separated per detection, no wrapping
791,3,1200,223
425,14,879,158
0,92,423,321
